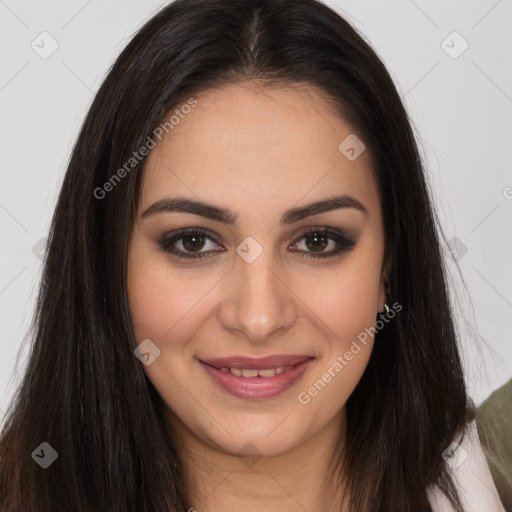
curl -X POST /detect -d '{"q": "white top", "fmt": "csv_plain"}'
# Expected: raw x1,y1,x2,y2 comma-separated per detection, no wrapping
427,419,506,511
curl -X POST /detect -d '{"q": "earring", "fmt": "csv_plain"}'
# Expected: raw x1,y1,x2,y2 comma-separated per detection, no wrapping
384,303,390,313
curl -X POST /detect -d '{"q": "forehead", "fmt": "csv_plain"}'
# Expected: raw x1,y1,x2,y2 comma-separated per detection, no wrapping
140,83,381,223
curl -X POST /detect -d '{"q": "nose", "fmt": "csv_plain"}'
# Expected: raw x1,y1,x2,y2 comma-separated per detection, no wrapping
218,246,299,344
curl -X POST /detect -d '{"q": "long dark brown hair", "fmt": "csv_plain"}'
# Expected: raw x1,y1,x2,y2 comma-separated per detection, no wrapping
0,0,472,510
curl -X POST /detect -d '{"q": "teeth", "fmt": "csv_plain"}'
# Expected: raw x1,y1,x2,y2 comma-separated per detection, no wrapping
241,369,259,377
218,365,295,377
258,368,280,377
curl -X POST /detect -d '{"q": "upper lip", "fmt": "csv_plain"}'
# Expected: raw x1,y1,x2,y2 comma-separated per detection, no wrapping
200,354,314,370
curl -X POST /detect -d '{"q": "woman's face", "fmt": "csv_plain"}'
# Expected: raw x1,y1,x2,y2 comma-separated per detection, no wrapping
127,83,388,459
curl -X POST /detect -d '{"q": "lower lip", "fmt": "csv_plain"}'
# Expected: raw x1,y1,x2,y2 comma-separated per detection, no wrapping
199,358,314,399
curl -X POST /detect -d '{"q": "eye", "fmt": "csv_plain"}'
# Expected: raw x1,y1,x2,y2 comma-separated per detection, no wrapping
157,226,357,261
158,228,223,260
289,227,357,260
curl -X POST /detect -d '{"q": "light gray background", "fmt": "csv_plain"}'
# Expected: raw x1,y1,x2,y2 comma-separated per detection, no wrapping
1,0,511,423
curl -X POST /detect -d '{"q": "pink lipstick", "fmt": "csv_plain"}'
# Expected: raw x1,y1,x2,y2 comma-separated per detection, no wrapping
199,354,314,399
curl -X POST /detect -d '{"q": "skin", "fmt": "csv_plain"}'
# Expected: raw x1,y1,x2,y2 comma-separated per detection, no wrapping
127,82,390,512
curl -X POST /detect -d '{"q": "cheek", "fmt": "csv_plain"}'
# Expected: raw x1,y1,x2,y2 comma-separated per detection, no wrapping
296,274,378,417
292,254,381,408
127,243,215,345
296,255,383,346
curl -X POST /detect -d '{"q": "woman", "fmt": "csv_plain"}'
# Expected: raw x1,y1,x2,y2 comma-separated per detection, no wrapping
0,0,505,510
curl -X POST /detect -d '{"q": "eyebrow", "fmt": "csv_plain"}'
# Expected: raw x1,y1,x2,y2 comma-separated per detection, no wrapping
141,194,367,225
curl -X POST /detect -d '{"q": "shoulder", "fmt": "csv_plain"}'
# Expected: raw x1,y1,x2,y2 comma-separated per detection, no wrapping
427,419,506,512
476,377,512,507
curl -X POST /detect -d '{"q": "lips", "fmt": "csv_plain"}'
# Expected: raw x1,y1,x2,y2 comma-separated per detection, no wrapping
198,354,315,399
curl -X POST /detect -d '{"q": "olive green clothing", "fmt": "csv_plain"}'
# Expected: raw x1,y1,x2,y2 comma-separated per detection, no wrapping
476,378,512,512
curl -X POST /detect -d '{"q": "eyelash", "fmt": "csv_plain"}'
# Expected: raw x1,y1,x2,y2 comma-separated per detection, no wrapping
157,226,357,262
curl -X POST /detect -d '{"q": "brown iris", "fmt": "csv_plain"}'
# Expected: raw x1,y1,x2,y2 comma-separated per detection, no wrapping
304,231,328,252
182,234,206,252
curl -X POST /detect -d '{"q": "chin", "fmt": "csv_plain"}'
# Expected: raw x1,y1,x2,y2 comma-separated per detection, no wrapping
202,419,306,460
